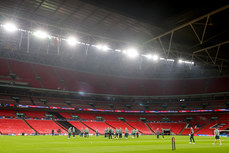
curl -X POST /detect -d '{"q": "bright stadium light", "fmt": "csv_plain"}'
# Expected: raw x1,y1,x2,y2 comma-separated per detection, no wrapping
3,23,18,32
96,44,109,51
152,54,159,61
178,59,183,64
126,48,139,58
145,54,152,59
66,37,78,46
34,30,49,39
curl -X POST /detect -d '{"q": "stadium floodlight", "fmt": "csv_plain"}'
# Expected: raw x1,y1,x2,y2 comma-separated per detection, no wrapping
3,23,18,32
184,61,195,65
96,44,109,51
115,49,121,52
125,48,139,58
152,54,159,61
145,54,152,59
66,37,78,46
34,30,49,39
166,59,175,62
178,59,183,64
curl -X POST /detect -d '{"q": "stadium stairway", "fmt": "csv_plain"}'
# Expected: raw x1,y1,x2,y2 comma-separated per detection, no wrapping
105,122,116,129
23,118,38,133
124,121,143,134
53,68,68,90
145,123,155,134
222,124,229,130
6,59,13,74
79,120,96,133
53,121,68,131
49,112,80,134
194,121,211,134
30,64,44,88
179,123,188,135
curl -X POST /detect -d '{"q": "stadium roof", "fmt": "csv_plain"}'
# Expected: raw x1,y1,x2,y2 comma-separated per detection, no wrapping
0,0,229,77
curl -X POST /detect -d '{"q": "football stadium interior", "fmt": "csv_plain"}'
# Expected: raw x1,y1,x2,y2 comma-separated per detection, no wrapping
0,0,229,153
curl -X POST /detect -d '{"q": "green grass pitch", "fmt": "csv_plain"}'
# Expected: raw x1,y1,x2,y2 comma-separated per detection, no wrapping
0,135,228,153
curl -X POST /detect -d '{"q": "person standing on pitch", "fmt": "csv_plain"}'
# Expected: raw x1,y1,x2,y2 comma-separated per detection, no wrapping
119,128,123,139
190,127,195,144
104,128,108,138
115,128,119,139
51,129,54,136
125,128,129,139
84,128,89,138
156,128,159,139
96,128,99,136
213,128,222,145
80,128,83,137
132,129,135,138
68,127,72,139
136,129,139,138
108,128,112,139
161,128,164,139
111,128,114,138
72,127,76,138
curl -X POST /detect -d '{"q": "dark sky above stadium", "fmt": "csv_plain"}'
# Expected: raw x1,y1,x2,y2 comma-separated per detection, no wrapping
82,0,228,29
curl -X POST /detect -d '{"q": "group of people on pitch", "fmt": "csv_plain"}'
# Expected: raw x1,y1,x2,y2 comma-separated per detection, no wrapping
156,128,165,139
68,127,77,139
68,126,222,145
68,127,90,139
189,127,222,145
104,128,139,139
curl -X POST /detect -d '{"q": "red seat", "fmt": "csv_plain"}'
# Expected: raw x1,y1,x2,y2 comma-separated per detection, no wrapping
126,121,152,134
68,121,95,134
0,119,34,134
26,119,66,134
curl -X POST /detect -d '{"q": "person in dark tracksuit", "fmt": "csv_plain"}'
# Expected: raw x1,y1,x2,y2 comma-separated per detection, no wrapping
68,127,72,139
119,128,123,139
156,128,159,139
115,128,119,139
111,128,114,138
161,128,164,139
52,129,54,136
72,127,76,138
104,128,108,138
84,128,89,138
96,129,99,136
125,128,129,139
132,129,135,138
190,127,195,144
80,128,83,137
136,129,139,138
108,128,112,139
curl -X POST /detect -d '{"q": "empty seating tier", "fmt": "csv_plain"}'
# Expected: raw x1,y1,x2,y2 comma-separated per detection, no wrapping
0,119,34,134
26,119,66,134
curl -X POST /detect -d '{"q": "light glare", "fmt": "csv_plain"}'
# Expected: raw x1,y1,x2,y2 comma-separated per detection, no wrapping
96,44,109,51
34,30,48,39
178,59,183,63
67,37,78,46
145,54,152,59
126,48,139,58
152,55,159,61
3,23,17,32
